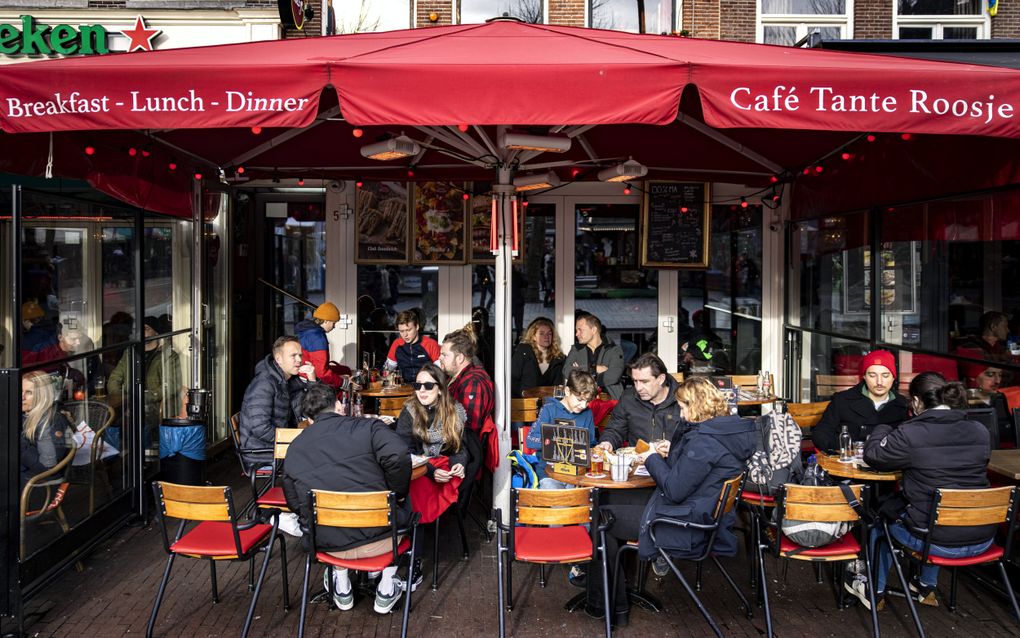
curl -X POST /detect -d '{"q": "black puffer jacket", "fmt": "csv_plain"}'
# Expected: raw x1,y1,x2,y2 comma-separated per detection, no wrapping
814,382,909,453
238,355,306,462
510,343,565,397
864,408,993,546
282,411,412,552
639,415,756,560
600,375,687,450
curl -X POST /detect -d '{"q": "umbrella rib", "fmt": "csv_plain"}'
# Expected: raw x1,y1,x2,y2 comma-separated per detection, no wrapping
143,132,220,170
676,113,785,174
226,106,341,167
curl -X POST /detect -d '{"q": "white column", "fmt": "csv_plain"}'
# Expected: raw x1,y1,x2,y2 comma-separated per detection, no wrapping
658,270,679,371
492,179,515,523
438,265,472,340
555,197,575,349
761,199,786,397
325,182,359,367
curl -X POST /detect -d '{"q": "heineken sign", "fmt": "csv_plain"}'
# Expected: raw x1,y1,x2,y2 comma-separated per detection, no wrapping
0,15,162,56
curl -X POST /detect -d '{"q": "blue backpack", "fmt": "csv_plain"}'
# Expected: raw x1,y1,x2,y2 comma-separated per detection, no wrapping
507,450,541,489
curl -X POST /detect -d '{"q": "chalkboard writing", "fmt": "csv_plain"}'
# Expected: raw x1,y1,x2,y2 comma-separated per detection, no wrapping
641,181,710,268
540,421,590,468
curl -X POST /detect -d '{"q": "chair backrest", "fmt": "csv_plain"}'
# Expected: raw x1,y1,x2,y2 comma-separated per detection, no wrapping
729,375,759,392
63,399,115,434
713,474,744,519
511,397,540,423
815,375,857,398
670,372,684,383
933,486,1015,527
311,489,393,529
155,482,233,522
787,401,830,429
512,487,594,527
229,412,242,447
780,484,864,523
274,428,302,460
378,397,405,417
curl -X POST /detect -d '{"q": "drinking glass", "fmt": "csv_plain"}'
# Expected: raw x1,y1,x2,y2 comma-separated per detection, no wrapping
553,385,565,399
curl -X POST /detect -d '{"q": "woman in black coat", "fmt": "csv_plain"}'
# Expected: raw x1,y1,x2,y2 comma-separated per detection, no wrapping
850,372,995,610
510,317,565,397
395,363,467,484
587,377,756,626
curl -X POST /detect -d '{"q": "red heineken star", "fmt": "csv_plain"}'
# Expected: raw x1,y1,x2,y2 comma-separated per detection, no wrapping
121,16,161,52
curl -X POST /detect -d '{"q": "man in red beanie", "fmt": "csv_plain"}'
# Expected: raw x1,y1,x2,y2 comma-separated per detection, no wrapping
814,349,909,454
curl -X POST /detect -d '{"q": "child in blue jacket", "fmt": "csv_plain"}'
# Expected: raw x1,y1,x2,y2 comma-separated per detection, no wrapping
525,370,598,488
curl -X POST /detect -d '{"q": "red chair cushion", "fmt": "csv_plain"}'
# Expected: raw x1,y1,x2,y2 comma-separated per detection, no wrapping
924,544,1004,567
780,533,861,557
316,536,411,571
257,486,287,507
740,491,775,505
514,526,593,563
171,522,273,557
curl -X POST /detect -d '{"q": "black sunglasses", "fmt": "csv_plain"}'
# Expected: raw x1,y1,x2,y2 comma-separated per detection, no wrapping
412,382,438,391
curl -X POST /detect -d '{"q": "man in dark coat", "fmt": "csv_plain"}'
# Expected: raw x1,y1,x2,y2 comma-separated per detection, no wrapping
814,349,908,453
282,383,414,614
563,313,625,400
238,336,312,464
597,353,686,452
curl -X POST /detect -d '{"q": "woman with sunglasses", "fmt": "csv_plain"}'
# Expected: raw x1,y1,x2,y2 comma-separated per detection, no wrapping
396,363,467,484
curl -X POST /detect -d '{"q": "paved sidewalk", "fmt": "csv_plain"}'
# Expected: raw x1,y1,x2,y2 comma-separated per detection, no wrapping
17,456,1020,637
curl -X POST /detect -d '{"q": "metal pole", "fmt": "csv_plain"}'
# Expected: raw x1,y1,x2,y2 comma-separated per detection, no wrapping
491,169,514,522
3,185,23,627
191,180,203,387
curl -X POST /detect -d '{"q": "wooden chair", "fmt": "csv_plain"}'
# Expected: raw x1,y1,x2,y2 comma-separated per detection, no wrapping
513,397,541,453
815,374,858,399
730,374,764,393
760,483,876,638
627,474,751,638
884,486,1020,636
298,490,419,638
521,385,556,399
378,396,406,417
229,412,275,513
148,482,288,638
669,372,684,383
255,428,302,513
787,401,830,453
495,487,611,638
63,399,115,514
20,431,77,559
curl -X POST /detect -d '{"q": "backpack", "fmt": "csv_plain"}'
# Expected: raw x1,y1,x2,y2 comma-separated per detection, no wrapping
507,450,541,489
744,411,803,495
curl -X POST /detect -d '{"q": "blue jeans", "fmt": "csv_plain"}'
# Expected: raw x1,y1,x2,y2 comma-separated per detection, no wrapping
538,477,571,490
870,520,993,593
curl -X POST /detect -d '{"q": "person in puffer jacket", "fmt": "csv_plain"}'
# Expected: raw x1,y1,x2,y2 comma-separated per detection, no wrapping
295,302,353,389
846,372,993,611
238,336,312,464
587,377,755,627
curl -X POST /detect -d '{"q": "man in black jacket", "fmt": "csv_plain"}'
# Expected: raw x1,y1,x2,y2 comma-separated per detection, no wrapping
238,336,313,463
597,353,687,452
813,350,908,453
282,383,414,615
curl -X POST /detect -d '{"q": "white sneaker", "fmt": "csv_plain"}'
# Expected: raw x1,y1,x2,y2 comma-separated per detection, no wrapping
277,512,302,537
323,568,354,611
374,584,401,614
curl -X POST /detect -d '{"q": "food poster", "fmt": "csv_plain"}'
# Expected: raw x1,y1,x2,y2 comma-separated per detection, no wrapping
412,181,467,264
468,183,494,263
355,181,410,264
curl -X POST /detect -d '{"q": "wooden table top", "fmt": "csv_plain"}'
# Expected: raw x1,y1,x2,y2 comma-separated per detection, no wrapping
360,384,414,398
817,453,901,481
737,395,778,406
521,386,558,399
988,450,1020,481
545,467,655,490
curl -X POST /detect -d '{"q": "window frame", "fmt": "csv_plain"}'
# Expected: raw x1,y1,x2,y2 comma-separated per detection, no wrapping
893,0,990,40
587,0,676,34
756,0,853,45
455,0,549,25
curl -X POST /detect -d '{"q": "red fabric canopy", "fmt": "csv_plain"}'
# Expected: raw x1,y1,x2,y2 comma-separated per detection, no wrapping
0,20,1018,217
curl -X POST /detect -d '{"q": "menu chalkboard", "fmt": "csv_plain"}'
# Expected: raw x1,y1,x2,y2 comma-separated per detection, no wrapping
641,181,711,268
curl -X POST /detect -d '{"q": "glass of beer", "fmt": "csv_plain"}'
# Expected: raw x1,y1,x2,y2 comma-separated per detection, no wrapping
588,449,605,477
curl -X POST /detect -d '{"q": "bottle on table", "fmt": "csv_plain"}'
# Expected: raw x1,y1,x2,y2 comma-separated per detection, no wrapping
839,425,853,462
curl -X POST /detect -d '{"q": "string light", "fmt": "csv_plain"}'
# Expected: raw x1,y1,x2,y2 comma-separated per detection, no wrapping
297,178,305,186
457,124,469,132
866,134,876,142
841,152,852,160
194,172,202,180
814,165,824,173
740,197,748,209
141,148,151,158
623,183,632,195
901,133,912,141
251,126,262,135
352,128,364,138
680,206,689,213
462,192,470,201
407,168,415,178
84,145,95,156
769,175,779,183
168,161,177,171
355,180,363,188
128,147,137,157
571,168,581,178
236,166,245,175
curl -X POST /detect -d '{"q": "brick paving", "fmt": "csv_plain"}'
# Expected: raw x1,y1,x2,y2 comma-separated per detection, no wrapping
19,454,1020,637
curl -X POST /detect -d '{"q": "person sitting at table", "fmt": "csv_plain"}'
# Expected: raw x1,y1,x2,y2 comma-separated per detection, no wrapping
956,348,1004,395
295,302,356,390
526,370,598,489
396,363,467,485
596,353,686,454
813,349,909,454
586,377,756,627
563,313,625,400
20,370,71,490
282,383,418,614
846,372,993,611
440,324,494,501
385,309,441,382
510,317,565,397
238,336,313,465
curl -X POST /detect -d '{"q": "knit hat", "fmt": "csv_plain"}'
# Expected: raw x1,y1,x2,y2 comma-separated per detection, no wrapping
21,300,44,321
954,347,992,381
313,302,340,322
860,350,896,379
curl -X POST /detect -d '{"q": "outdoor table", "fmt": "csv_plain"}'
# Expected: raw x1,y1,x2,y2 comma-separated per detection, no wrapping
737,395,777,406
521,386,557,399
359,384,414,398
988,450,1020,481
816,453,901,482
545,465,660,613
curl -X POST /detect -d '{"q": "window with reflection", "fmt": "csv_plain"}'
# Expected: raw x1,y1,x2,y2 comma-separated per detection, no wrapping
330,0,411,32
575,203,655,363
788,212,871,340
898,0,981,15
590,0,674,34
357,265,438,373
270,212,325,337
461,0,543,23
895,0,987,39
759,0,848,45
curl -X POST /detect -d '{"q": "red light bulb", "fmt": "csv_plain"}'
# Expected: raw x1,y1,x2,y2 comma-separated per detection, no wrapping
769,175,779,183
297,178,305,186
141,149,151,158
571,168,581,178
352,128,364,138
407,169,415,177
802,167,810,175
237,166,245,175
623,187,632,195
462,193,470,201
355,180,363,188
901,133,912,141
522,201,529,208
84,145,95,156
194,173,202,180
680,207,689,213
740,200,749,209
128,147,137,157
841,152,851,161
457,124,469,132
815,165,824,173
168,162,177,171
866,134,876,142
251,126,262,135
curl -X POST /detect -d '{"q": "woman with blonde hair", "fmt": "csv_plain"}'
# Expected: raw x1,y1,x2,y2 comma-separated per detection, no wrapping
586,376,756,627
396,363,467,484
510,317,565,397
20,370,71,489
